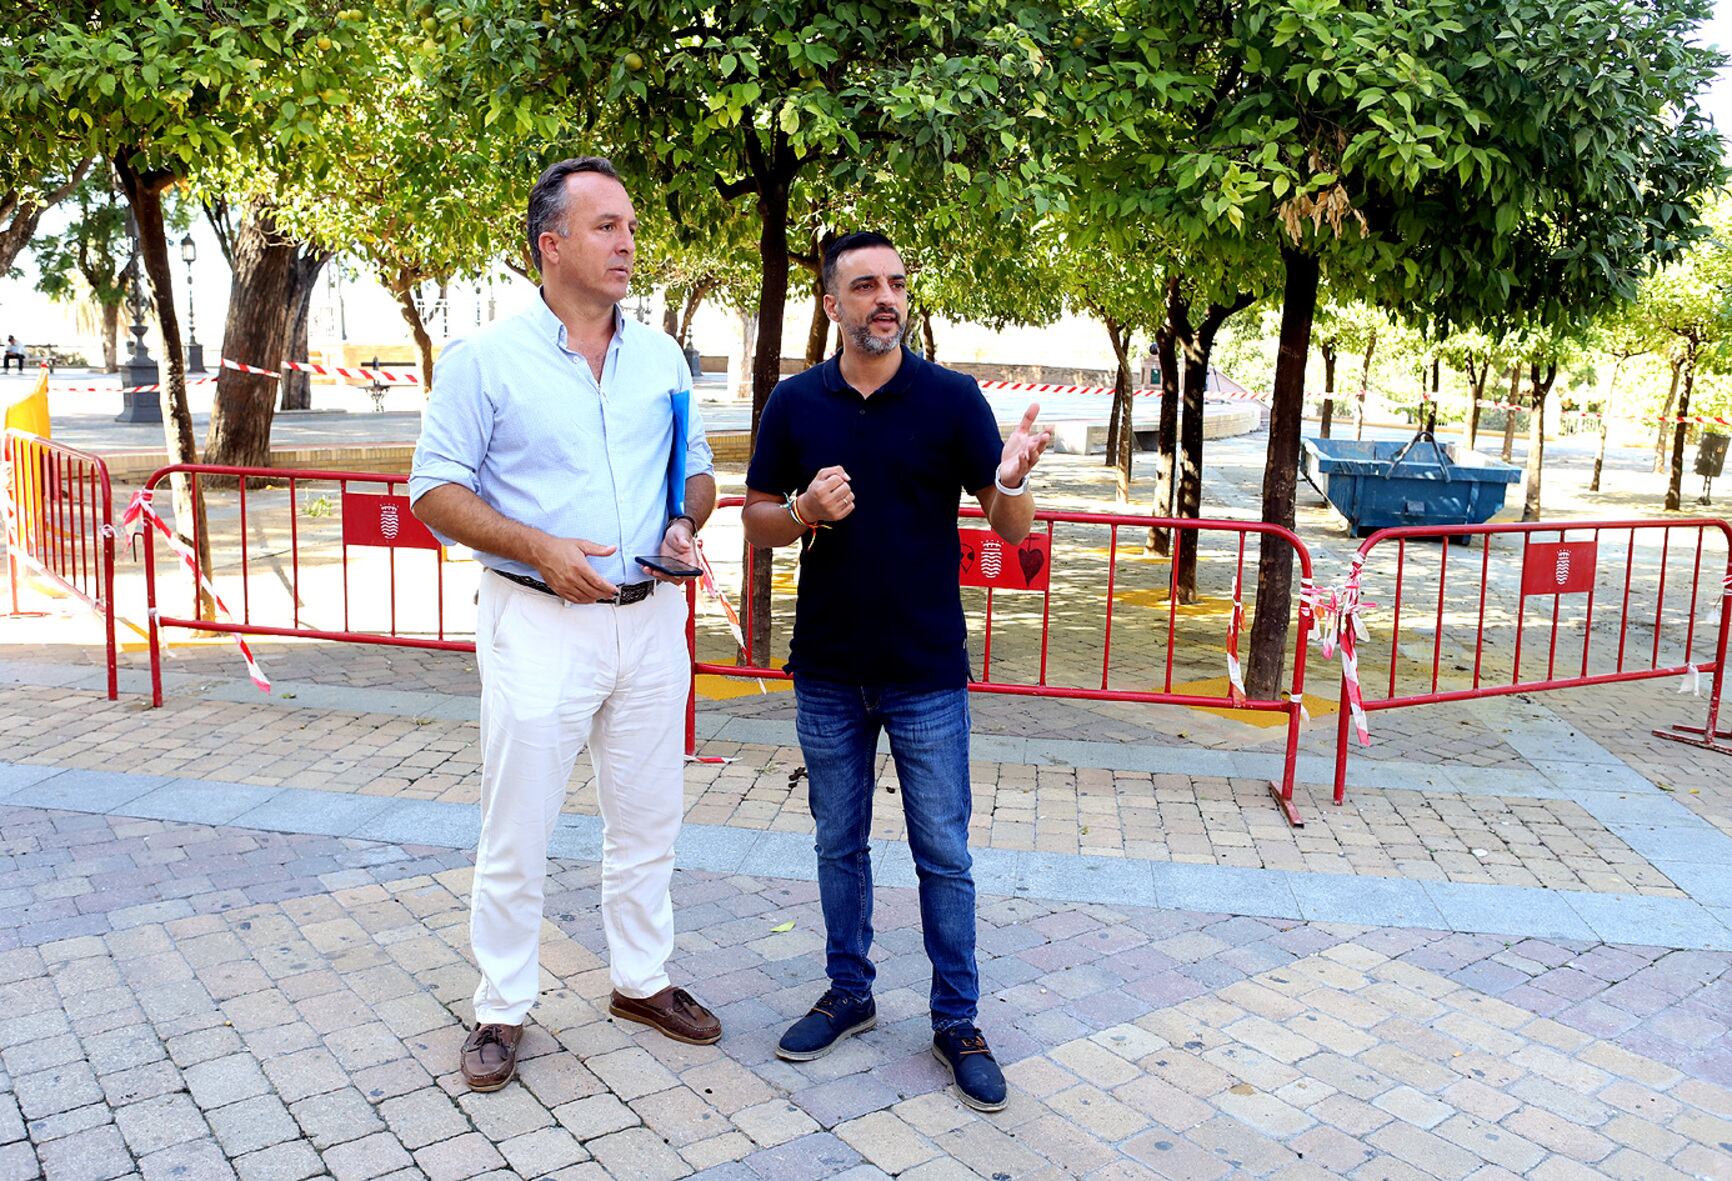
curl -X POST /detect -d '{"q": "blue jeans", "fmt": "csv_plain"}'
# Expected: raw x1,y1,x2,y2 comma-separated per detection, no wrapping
793,677,979,1030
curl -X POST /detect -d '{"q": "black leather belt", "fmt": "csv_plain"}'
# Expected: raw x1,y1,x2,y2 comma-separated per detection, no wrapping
492,568,657,605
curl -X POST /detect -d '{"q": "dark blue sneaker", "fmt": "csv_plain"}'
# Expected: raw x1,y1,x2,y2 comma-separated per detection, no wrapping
775,989,876,1061
932,1025,1008,1111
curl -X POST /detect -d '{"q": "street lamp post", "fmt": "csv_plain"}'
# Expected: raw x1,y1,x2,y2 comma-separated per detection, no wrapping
181,234,205,374
114,210,162,424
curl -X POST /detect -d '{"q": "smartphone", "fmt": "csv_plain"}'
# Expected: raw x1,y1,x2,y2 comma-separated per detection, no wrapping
636,554,704,579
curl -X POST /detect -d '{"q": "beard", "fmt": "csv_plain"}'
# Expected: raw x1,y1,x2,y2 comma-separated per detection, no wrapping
847,309,905,356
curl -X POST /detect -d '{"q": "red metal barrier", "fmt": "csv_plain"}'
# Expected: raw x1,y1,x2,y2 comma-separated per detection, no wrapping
1332,518,1732,802
688,497,1321,823
3,431,117,699
139,464,476,707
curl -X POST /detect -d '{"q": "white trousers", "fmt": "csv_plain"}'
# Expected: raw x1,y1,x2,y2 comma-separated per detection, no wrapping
470,571,689,1025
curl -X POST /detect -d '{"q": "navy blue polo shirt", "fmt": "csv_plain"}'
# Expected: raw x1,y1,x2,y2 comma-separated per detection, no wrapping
745,349,1004,688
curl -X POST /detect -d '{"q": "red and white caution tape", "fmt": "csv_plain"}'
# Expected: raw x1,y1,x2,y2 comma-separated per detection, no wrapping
220,357,281,377
1304,558,1371,746
50,376,219,394
975,378,1269,404
283,360,421,385
1224,571,1247,707
695,540,765,697
121,490,270,694
1652,414,1732,427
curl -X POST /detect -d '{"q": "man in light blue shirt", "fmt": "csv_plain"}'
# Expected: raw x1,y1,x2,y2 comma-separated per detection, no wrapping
411,156,721,1092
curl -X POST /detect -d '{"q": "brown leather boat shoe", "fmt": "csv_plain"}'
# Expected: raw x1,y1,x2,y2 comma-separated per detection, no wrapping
460,1022,523,1091
609,987,722,1045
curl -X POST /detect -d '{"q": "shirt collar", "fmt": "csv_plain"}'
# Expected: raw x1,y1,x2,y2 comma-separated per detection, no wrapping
532,289,624,354
823,346,919,398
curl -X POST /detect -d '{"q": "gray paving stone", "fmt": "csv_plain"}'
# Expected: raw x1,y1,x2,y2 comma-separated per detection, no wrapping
1289,874,1447,929
1656,861,1732,908
322,1131,412,1181
1018,851,1157,908
14,1061,103,1119
137,1137,237,1181
37,1123,133,1181
290,1088,386,1150
112,1093,210,1158
0,1142,38,1181
0,763,66,800
208,1094,301,1157
348,802,478,851
744,1131,863,1181
227,792,397,840
118,781,286,828
1565,892,1732,952
674,823,761,876
232,1140,325,1181
1153,862,1301,920
8,770,170,815
1422,881,1597,942
184,1054,272,1109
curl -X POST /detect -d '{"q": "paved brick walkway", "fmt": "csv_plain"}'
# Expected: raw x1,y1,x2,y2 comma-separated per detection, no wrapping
3,806,1732,1180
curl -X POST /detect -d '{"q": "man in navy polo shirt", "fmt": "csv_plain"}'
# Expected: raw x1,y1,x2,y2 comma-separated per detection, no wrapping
742,230,1050,1111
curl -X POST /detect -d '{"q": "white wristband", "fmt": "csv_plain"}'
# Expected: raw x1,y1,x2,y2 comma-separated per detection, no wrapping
994,470,1028,497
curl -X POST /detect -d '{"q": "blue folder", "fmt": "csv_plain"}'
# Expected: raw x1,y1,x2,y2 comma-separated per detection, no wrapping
668,389,690,518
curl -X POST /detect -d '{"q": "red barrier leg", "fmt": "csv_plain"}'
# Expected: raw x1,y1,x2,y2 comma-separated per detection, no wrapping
1332,678,1352,806
685,580,698,757
1654,584,1732,753
1268,698,1306,828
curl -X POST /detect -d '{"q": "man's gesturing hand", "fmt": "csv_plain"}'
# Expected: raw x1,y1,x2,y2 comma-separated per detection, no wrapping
534,536,620,603
998,402,1053,489
798,466,854,523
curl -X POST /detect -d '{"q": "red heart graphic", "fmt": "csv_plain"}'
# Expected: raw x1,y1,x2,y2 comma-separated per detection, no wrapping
1018,545,1045,586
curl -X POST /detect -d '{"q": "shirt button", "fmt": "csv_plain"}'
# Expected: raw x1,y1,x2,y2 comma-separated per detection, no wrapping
859,408,866,416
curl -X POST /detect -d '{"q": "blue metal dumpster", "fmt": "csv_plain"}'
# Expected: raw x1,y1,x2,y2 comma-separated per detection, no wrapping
1302,434,1522,536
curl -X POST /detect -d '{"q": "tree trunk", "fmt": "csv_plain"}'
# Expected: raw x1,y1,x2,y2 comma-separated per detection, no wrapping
1104,318,1133,504
804,278,828,368
113,152,213,620
1590,357,1624,493
1425,357,1440,433
921,311,937,362
1501,364,1520,462
1174,297,1250,602
662,286,684,338
678,282,711,347
745,169,793,668
1465,356,1487,450
1521,360,1556,521
1319,342,1336,438
1654,356,1682,473
387,267,436,392
100,299,120,372
1354,329,1376,441
279,254,326,412
205,202,329,464
0,160,93,272
1147,288,1181,554
1666,352,1695,511
1246,247,1318,701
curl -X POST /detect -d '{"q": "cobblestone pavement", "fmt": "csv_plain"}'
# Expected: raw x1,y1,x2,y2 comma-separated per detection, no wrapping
0,678,1693,897
2,806,1732,1181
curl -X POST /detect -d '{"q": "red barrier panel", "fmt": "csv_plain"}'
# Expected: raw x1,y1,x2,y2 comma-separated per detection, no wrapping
688,497,1321,824
1332,518,1732,803
139,464,477,707
3,431,117,699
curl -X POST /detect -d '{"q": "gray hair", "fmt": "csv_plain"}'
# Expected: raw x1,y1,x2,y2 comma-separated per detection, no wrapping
526,156,621,272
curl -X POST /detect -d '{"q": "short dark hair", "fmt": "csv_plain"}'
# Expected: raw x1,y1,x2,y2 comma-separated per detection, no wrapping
526,156,622,271
821,230,899,295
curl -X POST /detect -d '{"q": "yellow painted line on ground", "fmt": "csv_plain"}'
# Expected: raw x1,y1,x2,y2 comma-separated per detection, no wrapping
1165,675,1340,727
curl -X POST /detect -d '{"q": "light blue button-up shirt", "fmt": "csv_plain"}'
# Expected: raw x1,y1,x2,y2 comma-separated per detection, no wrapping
409,294,714,585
